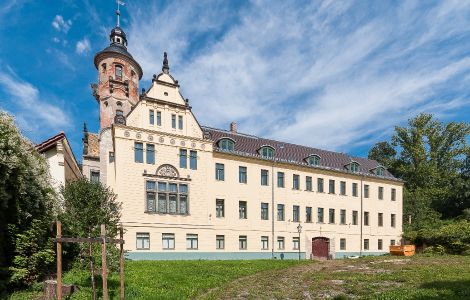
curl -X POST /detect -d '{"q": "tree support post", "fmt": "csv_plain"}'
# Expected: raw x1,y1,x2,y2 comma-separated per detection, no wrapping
56,221,62,300
101,224,108,300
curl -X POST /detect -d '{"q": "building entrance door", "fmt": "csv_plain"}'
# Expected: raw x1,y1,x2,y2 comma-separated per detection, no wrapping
312,237,329,259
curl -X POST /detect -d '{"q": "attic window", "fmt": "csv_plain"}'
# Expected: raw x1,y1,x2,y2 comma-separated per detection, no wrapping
306,155,321,166
164,92,168,96
218,138,235,151
375,167,385,176
349,162,360,173
116,110,123,116
101,63,106,73
259,146,274,159
131,70,136,78
116,101,122,107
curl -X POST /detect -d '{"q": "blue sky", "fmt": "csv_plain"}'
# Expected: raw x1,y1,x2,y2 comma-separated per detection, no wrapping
1,0,470,161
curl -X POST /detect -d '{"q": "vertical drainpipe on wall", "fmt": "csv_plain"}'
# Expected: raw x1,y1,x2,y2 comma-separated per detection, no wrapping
360,176,364,257
271,160,275,259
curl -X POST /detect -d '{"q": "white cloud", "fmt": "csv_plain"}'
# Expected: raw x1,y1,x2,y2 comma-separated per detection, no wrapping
0,67,70,137
52,15,72,33
75,38,91,55
126,1,470,152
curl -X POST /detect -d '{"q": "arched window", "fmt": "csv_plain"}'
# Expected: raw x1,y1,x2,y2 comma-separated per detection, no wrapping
306,155,321,166
218,138,235,151
349,162,360,173
116,110,123,116
259,146,274,159
115,65,123,80
375,167,385,176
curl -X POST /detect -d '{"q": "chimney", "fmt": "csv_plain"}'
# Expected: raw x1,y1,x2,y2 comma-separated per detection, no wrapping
230,122,237,133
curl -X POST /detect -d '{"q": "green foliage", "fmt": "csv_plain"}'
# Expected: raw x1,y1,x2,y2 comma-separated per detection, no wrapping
369,113,470,234
8,220,55,286
60,178,122,271
423,245,446,255
0,111,57,290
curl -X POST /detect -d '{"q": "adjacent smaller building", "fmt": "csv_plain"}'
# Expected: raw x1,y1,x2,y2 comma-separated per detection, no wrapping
36,132,82,194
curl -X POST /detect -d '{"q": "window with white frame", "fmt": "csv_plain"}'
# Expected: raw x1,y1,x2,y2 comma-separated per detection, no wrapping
261,236,269,250
162,233,175,249
146,181,188,215
277,236,285,250
216,199,224,218
136,233,150,250
293,237,300,250
239,235,247,250
216,235,225,249
186,234,198,250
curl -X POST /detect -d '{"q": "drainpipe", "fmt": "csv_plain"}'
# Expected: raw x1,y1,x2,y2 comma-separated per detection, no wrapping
360,176,364,257
271,160,275,259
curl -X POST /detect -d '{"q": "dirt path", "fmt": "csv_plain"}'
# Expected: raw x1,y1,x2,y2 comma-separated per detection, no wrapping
198,257,414,300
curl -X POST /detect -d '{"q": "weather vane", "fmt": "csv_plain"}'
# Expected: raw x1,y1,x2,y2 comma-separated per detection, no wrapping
116,0,125,27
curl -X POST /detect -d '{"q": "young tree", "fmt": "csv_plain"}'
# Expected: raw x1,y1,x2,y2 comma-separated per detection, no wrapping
60,178,121,269
0,111,57,290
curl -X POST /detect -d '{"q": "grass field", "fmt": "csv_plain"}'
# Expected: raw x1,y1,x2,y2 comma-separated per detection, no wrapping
9,255,470,299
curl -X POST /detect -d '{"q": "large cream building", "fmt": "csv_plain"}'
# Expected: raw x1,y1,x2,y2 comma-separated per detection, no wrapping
83,19,403,260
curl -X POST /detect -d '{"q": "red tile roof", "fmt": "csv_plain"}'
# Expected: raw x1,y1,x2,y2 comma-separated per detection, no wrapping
203,126,399,181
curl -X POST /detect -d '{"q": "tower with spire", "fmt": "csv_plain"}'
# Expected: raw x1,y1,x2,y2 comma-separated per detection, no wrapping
92,2,143,129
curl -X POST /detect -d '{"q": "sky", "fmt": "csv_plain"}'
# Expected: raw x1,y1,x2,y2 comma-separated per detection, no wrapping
1,0,470,161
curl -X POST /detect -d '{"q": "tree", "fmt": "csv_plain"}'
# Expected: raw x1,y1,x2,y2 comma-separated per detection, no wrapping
60,178,121,270
0,111,57,291
368,113,470,230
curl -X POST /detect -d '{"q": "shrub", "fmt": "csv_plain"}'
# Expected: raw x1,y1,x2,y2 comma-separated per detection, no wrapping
423,245,446,255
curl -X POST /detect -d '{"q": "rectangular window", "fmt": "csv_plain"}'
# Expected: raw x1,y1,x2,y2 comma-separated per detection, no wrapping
261,169,269,186
352,210,358,225
149,109,154,125
239,201,247,219
277,172,285,188
186,234,198,250
239,235,247,250
171,114,176,128
390,239,396,246
329,180,335,194
261,202,269,220
146,144,155,164
340,238,346,250
378,239,383,250
391,188,396,201
134,142,143,163
136,233,150,250
179,149,187,168
277,204,285,221
189,150,197,170
318,207,324,223
306,206,312,223
277,236,285,250
293,174,300,190
216,235,225,249
329,208,335,224
364,239,369,250
90,170,100,183
364,211,370,226
115,65,122,79
162,233,175,250
306,176,312,191
216,199,224,218
378,186,384,200
293,237,300,250
154,181,189,215
340,181,346,195
239,166,247,183
378,213,383,227
352,183,358,197
364,185,370,198
215,163,225,181
178,115,183,129
146,181,156,212
317,178,324,193
391,214,396,228
109,151,115,163
340,209,346,225
293,205,300,222
261,236,269,250
156,111,162,126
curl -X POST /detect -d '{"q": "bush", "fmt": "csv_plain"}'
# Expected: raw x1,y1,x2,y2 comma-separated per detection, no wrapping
423,245,446,255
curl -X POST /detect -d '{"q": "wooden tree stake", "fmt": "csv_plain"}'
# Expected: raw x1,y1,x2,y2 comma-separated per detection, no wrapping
101,224,108,300
120,225,125,300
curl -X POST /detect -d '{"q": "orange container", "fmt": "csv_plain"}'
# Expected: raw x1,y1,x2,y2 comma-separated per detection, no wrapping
389,245,415,256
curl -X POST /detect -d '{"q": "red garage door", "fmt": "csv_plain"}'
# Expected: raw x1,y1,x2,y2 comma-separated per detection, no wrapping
312,237,329,259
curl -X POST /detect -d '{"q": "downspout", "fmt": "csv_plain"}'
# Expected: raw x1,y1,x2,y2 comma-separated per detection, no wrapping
360,176,364,257
271,160,275,259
